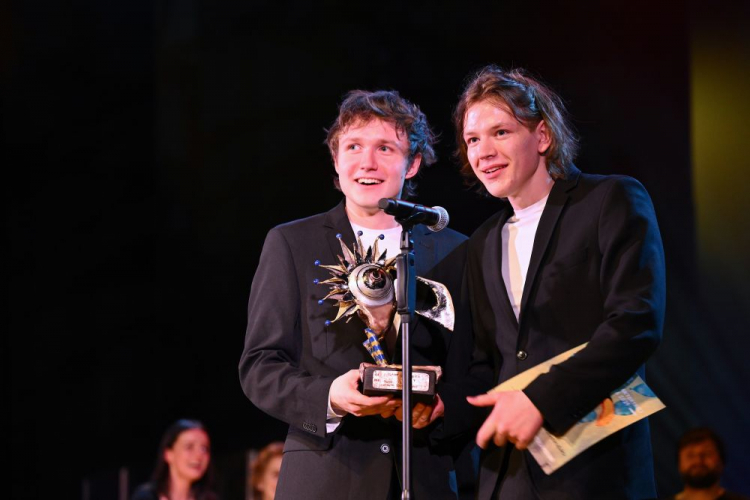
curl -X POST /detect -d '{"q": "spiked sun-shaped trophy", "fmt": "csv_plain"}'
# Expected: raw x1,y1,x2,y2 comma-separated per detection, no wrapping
315,232,455,400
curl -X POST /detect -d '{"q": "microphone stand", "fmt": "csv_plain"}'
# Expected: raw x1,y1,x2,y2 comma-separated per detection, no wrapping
393,214,419,500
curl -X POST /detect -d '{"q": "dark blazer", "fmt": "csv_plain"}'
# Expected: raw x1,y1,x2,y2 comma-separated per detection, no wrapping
467,166,666,500
239,202,474,500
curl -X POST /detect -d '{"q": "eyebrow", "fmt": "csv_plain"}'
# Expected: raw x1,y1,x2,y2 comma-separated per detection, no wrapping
340,137,404,149
463,120,514,137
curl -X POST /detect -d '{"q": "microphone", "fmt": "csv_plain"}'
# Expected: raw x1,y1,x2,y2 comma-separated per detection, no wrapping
378,198,450,232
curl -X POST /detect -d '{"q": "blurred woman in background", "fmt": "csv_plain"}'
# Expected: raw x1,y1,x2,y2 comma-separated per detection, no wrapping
132,419,217,500
249,442,283,500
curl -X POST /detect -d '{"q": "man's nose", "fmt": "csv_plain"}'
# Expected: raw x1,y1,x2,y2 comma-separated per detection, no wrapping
478,139,496,159
360,148,378,169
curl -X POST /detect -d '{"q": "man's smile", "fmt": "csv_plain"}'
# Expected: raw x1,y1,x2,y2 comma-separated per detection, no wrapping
356,178,384,185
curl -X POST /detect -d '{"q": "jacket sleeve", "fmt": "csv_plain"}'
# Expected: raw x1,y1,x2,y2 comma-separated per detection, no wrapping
238,227,335,438
523,176,666,434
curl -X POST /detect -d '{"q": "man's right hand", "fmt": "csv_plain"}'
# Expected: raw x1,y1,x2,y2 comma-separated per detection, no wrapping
467,390,544,450
330,369,397,417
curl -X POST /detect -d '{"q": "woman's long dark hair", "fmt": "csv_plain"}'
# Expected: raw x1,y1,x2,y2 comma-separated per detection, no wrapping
151,419,217,500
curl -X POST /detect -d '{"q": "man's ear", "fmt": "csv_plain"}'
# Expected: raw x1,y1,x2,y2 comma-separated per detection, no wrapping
405,153,422,179
537,120,552,155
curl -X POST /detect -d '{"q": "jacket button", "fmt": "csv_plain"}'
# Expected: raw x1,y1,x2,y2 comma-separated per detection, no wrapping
516,350,528,360
380,443,390,454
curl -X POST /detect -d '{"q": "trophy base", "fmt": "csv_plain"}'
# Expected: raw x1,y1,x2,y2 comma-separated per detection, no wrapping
359,364,441,403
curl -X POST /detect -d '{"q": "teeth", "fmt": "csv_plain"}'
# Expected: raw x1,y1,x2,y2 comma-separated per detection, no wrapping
357,179,383,185
484,166,504,174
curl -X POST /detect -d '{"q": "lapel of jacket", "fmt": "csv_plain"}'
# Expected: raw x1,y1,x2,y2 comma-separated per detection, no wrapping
487,204,519,330
518,167,581,326
322,200,357,262
412,225,435,280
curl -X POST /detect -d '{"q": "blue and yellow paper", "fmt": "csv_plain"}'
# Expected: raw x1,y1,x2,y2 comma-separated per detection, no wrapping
490,343,665,474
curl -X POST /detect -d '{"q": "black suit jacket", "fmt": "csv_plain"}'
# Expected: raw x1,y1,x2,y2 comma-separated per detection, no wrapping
467,167,666,499
239,202,474,500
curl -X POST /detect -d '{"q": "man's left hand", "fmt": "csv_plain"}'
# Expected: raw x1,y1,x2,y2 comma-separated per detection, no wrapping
467,390,543,450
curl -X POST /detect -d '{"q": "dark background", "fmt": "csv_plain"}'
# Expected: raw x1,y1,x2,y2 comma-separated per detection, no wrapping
6,0,749,498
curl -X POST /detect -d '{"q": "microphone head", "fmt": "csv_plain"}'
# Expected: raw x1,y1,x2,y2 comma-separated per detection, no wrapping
377,198,395,211
428,206,449,232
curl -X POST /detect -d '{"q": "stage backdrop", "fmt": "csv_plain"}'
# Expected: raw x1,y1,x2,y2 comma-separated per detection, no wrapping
7,0,749,498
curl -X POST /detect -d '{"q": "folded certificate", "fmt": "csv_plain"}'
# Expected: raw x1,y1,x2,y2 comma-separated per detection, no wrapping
490,343,665,474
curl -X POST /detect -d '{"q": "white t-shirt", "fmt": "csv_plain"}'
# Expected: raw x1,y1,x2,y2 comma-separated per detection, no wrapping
349,222,402,262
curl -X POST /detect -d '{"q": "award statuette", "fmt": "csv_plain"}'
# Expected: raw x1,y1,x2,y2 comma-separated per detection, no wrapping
315,232,454,401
